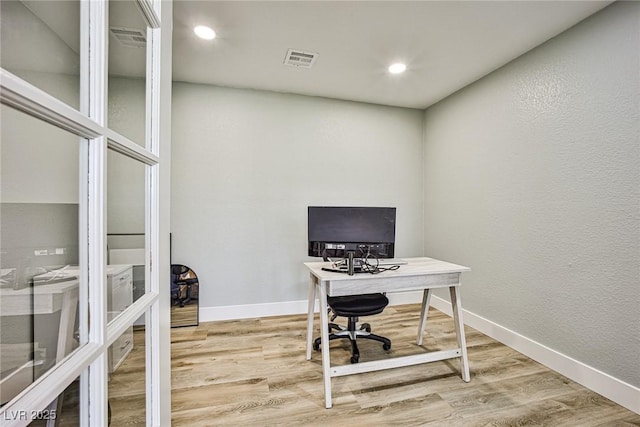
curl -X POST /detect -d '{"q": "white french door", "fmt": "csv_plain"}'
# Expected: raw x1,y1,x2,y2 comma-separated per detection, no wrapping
0,0,171,425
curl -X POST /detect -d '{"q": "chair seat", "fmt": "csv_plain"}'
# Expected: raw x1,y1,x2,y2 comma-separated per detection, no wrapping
315,293,392,363
327,293,389,317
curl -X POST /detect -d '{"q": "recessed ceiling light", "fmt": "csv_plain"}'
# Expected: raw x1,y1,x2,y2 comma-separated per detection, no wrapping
194,25,216,40
388,63,407,74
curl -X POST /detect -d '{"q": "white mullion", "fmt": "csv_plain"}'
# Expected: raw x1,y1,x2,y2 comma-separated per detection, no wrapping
147,24,161,157
0,69,102,139
0,70,159,166
78,135,91,427
86,0,109,425
147,170,160,425
146,15,163,424
136,0,161,29
155,0,172,424
106,292,158,344
107,130,159,165
87,133,109,426
78,1,91,424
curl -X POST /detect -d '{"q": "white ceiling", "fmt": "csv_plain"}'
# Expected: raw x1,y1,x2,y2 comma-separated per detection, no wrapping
5,1,613,110
172,1,612,109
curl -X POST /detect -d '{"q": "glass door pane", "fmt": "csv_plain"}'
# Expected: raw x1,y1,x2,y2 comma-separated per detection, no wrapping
0,105,86,405
107,148,146,322
108,0,148,145
0,0,81,109
108,319,147,425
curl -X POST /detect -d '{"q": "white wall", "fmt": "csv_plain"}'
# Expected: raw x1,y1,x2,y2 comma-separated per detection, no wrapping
422,0,639,391
171,84,424,309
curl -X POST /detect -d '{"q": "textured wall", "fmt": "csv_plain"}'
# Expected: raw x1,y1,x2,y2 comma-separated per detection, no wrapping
171,84,424,307
423,2,639,387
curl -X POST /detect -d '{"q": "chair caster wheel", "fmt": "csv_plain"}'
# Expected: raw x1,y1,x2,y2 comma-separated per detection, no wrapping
313,342,320,351
350,355,359,364
361,323,371,332
383,343,391,351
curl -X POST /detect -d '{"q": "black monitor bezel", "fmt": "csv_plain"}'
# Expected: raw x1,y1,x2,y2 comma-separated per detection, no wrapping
307,206,396,259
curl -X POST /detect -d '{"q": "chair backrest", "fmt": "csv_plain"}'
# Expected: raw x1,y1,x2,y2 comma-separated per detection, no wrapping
170,264,199,299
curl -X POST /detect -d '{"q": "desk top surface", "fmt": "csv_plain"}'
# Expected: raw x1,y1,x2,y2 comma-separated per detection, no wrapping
304,257,470,281
0,264,132,296
0,278,79,296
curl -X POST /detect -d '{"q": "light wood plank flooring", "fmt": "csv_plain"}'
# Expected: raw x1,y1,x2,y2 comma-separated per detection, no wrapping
108,304,640,426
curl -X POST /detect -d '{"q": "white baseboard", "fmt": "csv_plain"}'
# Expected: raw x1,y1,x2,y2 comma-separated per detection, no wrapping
429,295,640,415
200,300,311,321
199,294,639,415
199,292,424,322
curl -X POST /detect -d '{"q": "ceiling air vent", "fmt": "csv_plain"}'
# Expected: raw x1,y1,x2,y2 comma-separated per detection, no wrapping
110,27,146,48
283,49,318,68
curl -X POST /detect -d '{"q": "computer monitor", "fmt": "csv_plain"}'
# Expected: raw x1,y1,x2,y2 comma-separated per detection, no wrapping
307,206,396,260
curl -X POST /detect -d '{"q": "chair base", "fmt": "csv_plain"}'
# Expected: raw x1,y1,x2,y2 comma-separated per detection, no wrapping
313,317,391,364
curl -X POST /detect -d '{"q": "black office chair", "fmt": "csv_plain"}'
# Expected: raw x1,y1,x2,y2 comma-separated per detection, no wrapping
171,264,199,307
313,293,391,363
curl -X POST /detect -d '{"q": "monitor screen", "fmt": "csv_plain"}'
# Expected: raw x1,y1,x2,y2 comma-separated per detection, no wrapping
308,206,396,259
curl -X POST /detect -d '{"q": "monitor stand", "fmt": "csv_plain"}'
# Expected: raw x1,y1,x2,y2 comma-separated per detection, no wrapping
321,251,366,275
346,251,356,275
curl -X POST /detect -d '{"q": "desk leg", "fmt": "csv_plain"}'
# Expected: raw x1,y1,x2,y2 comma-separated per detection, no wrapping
306,274,317,360
49,287,79,427
318,281,333,408
417,288,432,346
55,287,79,360
450,286,470,382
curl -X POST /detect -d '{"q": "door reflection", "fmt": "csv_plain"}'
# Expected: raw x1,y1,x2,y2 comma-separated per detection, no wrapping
170,265,199,328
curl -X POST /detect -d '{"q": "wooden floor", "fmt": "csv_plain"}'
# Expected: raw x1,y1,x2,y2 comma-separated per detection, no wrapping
108,304,640,426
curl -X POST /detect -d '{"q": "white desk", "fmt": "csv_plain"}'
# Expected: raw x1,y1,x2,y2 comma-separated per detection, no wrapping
0,279,79,362
305,257,471,408
0,279,79,405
